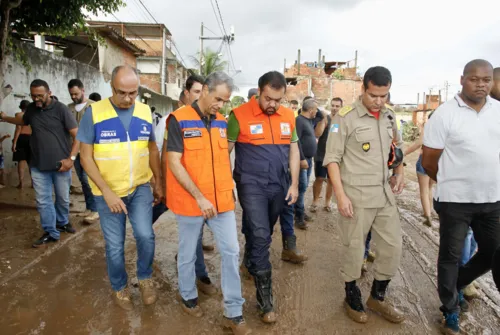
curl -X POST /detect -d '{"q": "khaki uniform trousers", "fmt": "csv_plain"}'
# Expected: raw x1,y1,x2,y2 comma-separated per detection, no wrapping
338,200,402,282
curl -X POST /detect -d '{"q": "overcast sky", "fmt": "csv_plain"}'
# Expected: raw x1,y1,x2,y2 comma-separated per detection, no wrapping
98,0,500,104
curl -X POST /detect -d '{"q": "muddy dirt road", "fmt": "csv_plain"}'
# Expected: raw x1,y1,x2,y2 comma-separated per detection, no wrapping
0,152,499,334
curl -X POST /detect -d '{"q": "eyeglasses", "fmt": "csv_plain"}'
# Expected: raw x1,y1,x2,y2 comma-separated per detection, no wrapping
30,93,47,100
113,87,138,99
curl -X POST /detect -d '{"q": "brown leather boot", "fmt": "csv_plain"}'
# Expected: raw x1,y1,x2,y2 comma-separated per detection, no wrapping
281,235,308,264
366,280,405,324
139,278,157,305
196,277,218,296
114,287,133,310
222,316,252,335
344,281,368,323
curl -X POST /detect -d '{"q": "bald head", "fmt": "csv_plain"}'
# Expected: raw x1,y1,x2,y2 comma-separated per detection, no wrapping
491,68,500,101
111,65,140,109
460,59,494,104
463,59,493,76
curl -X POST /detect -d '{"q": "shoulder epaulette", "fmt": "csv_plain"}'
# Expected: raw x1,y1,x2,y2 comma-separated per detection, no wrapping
339,105,354,117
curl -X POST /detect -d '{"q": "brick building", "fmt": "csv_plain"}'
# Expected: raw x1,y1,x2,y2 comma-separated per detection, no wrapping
87,21,188,102
284,60,362,107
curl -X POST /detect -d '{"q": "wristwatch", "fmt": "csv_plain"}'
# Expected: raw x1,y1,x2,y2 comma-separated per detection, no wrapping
70,156,76,161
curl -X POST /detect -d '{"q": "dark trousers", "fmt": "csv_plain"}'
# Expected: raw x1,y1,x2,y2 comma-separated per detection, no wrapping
364,230,372,259
238,183,287,275
434,200,500,313
74,154,96,212
494,247,500,293
152,202,169,224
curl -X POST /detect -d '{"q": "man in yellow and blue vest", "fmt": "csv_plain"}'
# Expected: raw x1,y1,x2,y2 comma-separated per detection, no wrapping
78,65,163,310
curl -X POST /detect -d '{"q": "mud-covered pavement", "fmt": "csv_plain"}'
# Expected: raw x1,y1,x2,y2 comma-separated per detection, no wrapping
1,152,499,335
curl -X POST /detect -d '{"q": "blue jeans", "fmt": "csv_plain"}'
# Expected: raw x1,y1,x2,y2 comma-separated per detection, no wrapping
95,184,155,291
295,158,312,219
152,202,207,278
74,154,96,212
176,211,244,318
460,228,477,267
31,167,72,240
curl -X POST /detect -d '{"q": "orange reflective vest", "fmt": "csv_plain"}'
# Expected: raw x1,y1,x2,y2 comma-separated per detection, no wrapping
165,105,235,216
232,97,296,188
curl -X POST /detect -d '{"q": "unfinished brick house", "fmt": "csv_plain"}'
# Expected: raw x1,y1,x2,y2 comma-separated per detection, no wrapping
284,55,362,108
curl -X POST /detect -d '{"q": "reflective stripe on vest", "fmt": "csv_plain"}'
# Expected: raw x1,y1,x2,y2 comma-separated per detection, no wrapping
90,99,153,197
166,105,234,216
232,98,295,188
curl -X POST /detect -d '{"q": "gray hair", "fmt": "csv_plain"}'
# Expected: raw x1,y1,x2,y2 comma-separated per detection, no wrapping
205,71,235,93
302,99,317,113
111,65,140,85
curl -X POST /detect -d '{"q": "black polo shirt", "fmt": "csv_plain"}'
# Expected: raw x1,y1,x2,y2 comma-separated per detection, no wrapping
23,98,78,171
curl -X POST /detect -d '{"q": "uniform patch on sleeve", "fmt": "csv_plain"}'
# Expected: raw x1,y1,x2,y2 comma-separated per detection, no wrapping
330,124,339,133
338,105,354,117
183,130,202,138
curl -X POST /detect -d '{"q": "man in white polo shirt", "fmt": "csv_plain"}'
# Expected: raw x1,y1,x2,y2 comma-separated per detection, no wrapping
422,59,500,335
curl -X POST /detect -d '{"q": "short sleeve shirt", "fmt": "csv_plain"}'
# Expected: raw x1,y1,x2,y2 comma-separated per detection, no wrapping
423,95,500,203
76,100,155,145
23,99,77,171
166,102,214,153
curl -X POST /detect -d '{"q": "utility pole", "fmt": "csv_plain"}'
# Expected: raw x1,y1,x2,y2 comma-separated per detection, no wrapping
199,22,204,75
199,22,235,75
297,49,301,75
444,80,450,101
354,50,358,70
429,89,432,109
284,58,286,74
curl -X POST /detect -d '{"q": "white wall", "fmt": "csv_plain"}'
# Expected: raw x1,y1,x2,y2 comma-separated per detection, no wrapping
137,59,160,74
0,43,113,169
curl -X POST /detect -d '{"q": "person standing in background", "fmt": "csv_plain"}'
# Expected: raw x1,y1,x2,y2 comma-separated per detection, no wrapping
11,100,32,188
67,79,98,223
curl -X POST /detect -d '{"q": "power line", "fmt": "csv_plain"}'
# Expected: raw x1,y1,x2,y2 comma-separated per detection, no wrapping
129,0,152,23
110,13,159,56
212,0,237,72
209,0,225,35
135,0,158,24
203,24,219,37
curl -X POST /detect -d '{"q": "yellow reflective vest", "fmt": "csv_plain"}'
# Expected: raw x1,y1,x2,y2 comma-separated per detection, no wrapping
89,99,153,197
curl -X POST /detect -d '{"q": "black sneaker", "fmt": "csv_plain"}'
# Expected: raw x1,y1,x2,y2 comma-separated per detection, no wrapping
32,233,58,248
57,223,76,234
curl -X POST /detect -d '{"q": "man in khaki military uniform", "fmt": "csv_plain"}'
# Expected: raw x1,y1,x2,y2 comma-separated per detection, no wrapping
324,66,405,325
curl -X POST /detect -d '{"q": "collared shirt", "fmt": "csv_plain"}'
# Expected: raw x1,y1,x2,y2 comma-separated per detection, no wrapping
24,99,78,171
323,100,402,208
423,94,500,203
166,101,215,153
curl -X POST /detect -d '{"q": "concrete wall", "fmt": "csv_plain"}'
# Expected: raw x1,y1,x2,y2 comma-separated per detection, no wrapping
139,86,175,116
137,58,161,74
0,43,113,170
98,39,136,81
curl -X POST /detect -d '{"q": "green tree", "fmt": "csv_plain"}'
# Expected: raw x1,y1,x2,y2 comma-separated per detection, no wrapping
231,96,245,108
191,48,228,77
0,0,124,104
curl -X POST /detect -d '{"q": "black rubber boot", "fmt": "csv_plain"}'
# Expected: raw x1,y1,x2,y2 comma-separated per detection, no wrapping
344,281,368,323
371,279,390,301
254,270,277,323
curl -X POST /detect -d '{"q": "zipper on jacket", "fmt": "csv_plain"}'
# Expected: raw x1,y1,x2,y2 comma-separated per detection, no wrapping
268,115,275,144
126,131,134,195
207,123,219,212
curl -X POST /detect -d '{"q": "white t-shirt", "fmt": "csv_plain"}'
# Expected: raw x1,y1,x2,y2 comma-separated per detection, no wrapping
423,95,500,203
75,102,87,112
154,115,168,152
